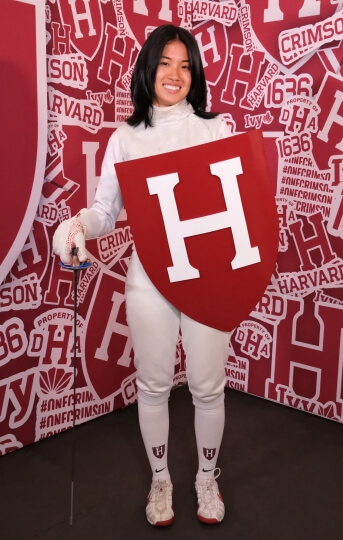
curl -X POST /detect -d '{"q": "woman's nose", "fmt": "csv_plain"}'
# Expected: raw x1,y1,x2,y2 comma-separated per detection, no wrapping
168,65,180,79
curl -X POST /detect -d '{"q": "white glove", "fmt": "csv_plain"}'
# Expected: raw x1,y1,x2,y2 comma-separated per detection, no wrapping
53,215,87,265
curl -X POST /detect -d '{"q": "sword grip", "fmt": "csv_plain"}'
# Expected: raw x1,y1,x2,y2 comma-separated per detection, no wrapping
71,247,79,267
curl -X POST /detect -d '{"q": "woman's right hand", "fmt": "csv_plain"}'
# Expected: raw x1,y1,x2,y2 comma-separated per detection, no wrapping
52,216,87,266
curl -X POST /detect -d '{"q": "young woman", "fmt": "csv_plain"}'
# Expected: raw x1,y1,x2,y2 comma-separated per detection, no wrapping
53,24,232,526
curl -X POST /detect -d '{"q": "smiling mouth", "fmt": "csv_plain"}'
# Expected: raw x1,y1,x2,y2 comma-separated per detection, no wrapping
163,84,181,91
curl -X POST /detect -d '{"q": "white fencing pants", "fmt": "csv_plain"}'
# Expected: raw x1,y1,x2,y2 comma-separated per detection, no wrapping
126,251,230,403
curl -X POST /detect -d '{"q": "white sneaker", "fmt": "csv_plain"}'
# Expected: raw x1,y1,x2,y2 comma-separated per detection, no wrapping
146,478,174,526
195,468,225,524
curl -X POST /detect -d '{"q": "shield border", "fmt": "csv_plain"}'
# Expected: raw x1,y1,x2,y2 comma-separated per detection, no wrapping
116,130,279,332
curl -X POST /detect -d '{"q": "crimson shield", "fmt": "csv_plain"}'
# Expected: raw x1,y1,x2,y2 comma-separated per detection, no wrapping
116,129,279,331
0,0,47,283
58,0,103,60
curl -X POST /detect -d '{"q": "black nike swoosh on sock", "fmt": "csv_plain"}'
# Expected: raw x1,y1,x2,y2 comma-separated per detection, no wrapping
155,467,166,473
202,468,215,473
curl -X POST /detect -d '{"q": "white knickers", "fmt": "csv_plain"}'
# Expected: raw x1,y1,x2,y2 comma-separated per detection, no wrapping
125,250,231,403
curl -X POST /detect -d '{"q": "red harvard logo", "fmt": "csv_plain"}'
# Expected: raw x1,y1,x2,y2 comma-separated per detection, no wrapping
153,445,166,459
203,447,216,460
116,130,279,331
57,0,103,60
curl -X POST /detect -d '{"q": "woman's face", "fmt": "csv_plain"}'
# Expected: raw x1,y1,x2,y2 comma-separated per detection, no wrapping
153,40,192,107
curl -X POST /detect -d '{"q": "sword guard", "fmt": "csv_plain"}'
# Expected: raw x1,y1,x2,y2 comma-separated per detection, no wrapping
59,247,92,270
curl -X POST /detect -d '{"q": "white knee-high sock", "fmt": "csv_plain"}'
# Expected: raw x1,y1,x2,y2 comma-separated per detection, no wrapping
138,391,171,481
193,395,225,480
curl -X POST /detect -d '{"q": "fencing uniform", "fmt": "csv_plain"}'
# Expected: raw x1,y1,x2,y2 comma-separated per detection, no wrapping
56,101,232,520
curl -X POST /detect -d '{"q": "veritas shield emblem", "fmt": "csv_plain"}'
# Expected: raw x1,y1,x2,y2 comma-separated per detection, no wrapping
116,130,279,332
0,0,47,284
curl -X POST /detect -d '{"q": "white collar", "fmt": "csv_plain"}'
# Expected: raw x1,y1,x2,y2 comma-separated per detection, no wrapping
151,100,194,125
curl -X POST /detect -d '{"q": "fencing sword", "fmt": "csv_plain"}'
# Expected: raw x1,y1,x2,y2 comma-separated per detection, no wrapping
59,247,91,525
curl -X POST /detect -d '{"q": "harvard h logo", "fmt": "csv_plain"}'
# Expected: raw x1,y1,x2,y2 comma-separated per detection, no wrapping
152,445,166,459
147,156,260,283
203,448,216,460
116,130,279,332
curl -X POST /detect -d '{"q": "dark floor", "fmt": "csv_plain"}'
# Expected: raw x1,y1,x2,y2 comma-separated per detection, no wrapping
1,384,343,540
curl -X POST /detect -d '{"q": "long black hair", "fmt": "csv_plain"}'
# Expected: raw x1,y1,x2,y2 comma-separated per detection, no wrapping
126,24,218,127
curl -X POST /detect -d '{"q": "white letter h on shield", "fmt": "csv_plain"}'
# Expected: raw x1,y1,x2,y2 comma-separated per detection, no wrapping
146,157,261,283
